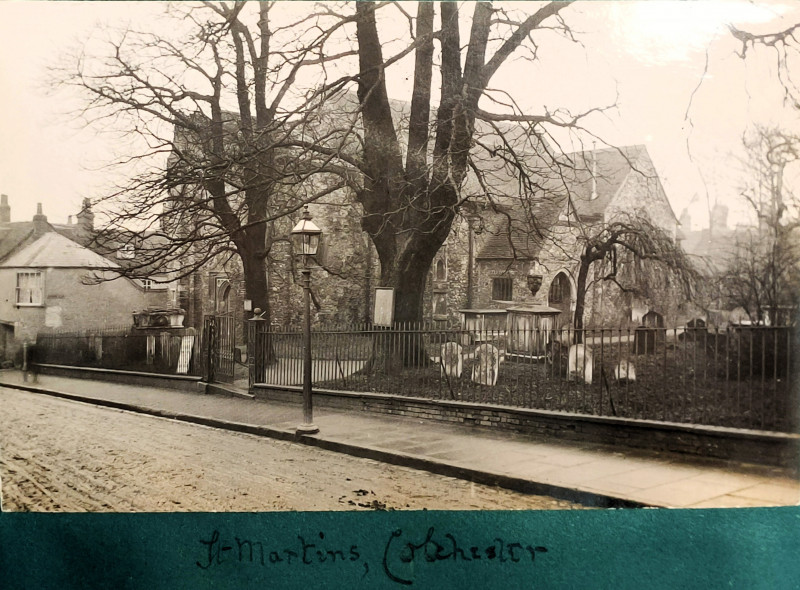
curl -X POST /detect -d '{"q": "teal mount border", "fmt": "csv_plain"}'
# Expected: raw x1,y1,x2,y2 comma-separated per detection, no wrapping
1,507,798,589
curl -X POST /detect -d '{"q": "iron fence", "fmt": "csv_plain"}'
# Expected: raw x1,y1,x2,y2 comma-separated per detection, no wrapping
36,325,202,377
250,321,798,433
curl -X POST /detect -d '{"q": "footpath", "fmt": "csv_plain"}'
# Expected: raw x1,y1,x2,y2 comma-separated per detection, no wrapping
1,370,797,509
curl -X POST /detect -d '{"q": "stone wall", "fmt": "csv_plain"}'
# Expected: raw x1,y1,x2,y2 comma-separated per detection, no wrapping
272,200,379,327
605,157,678,239
254,385,799,469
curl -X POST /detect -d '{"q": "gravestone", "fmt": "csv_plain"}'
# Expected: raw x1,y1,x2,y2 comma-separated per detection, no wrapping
566,344,593,385
440,341,463,379
472,343,500,386
614,359,636,383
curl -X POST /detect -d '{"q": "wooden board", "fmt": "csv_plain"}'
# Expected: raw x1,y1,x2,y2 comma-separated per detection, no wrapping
373,288,395,327
176,335,194,375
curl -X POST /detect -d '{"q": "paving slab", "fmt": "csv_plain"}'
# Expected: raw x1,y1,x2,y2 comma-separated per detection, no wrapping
0,370,797,509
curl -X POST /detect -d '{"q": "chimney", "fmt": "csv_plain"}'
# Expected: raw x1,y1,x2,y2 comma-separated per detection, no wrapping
0,194,9,223
76,198,94,241
33,203,49,237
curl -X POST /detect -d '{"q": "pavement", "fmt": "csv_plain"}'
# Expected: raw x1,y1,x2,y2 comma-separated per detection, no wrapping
1,370,798,509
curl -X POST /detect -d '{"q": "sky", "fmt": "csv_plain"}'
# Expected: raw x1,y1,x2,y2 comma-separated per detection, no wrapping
0,1,798,230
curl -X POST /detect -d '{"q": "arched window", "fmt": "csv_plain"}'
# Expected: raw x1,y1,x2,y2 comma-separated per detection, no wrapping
433,292,447,318
215,278,231,314
435,258,446,281
548,272,571,305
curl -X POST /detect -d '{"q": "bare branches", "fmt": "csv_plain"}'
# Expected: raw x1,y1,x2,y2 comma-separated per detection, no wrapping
572,214,700,331
53,2,361,320
717,127,800,324
729,23,800,58
729,21,800,109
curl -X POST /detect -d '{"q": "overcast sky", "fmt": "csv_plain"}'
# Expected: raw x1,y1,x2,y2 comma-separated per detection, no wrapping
0,1,798,230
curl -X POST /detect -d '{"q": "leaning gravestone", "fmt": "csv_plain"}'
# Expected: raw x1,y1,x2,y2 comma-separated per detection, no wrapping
440,341,463,379
472,343,500,386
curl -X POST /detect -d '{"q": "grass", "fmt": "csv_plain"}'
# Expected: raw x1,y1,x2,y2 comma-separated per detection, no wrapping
314,338,798,433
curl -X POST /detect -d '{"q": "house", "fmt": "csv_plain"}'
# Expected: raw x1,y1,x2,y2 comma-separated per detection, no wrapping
0,196,168,361
680,203,798,326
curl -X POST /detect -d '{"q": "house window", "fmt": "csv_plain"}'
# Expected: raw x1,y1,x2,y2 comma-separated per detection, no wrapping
117,243,135,259
142,279,153,291
16,271,44,306
492,277,513,301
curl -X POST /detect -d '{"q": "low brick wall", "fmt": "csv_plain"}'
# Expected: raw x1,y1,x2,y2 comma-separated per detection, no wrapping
36,364,203,393
254,384,800,470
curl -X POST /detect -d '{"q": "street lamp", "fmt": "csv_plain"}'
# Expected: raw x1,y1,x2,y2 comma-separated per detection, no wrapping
291,206,322,435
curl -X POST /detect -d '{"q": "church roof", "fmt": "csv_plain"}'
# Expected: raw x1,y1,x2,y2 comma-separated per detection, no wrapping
476,145,666,260
565,145,647,220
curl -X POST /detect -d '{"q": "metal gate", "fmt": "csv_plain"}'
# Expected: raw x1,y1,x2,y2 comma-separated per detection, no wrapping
203,314,236,383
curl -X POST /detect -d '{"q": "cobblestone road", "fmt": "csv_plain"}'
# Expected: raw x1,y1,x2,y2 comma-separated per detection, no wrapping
0,388,584,512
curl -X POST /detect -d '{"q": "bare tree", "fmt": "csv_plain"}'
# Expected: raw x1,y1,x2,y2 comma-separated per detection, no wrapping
291,1,621,324
718,127,800,325
54,2,350,325
571,215,699,336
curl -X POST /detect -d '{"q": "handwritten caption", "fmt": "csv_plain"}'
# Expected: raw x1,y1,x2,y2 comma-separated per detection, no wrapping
196,526,548,585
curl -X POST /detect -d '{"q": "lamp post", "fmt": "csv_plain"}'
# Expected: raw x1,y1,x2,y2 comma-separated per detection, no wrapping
291,206,322,435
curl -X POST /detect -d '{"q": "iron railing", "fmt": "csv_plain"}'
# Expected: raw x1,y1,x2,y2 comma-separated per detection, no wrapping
249,321,798,433
36,325,202,377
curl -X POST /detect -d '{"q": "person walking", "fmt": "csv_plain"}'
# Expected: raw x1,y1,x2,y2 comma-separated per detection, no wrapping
22,340,38,384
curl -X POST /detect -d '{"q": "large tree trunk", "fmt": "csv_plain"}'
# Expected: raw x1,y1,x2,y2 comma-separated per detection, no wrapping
240,240,275,364
353,2,572,328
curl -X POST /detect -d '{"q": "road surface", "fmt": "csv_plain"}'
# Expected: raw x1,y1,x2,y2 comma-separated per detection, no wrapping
0,388,583,512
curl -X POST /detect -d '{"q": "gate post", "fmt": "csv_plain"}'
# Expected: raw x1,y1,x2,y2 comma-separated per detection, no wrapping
203,315,216,383
248,309,267,392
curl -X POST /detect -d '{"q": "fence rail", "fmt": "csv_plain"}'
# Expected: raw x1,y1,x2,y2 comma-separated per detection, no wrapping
36,326,202,377
249,321,798,433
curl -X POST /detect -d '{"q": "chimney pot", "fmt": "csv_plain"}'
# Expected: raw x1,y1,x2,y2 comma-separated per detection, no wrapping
33,202,48,237
76,198,95,241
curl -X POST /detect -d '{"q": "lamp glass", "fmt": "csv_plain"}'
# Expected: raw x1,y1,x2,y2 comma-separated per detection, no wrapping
306,233,320,255
290,213,322,257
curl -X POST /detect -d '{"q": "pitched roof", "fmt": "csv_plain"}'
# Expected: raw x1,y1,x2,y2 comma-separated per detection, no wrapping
476,197,565,260
0,223,36,261
79,229,172,275
0,231,120,269
475,145,668,261
564,145,646,220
